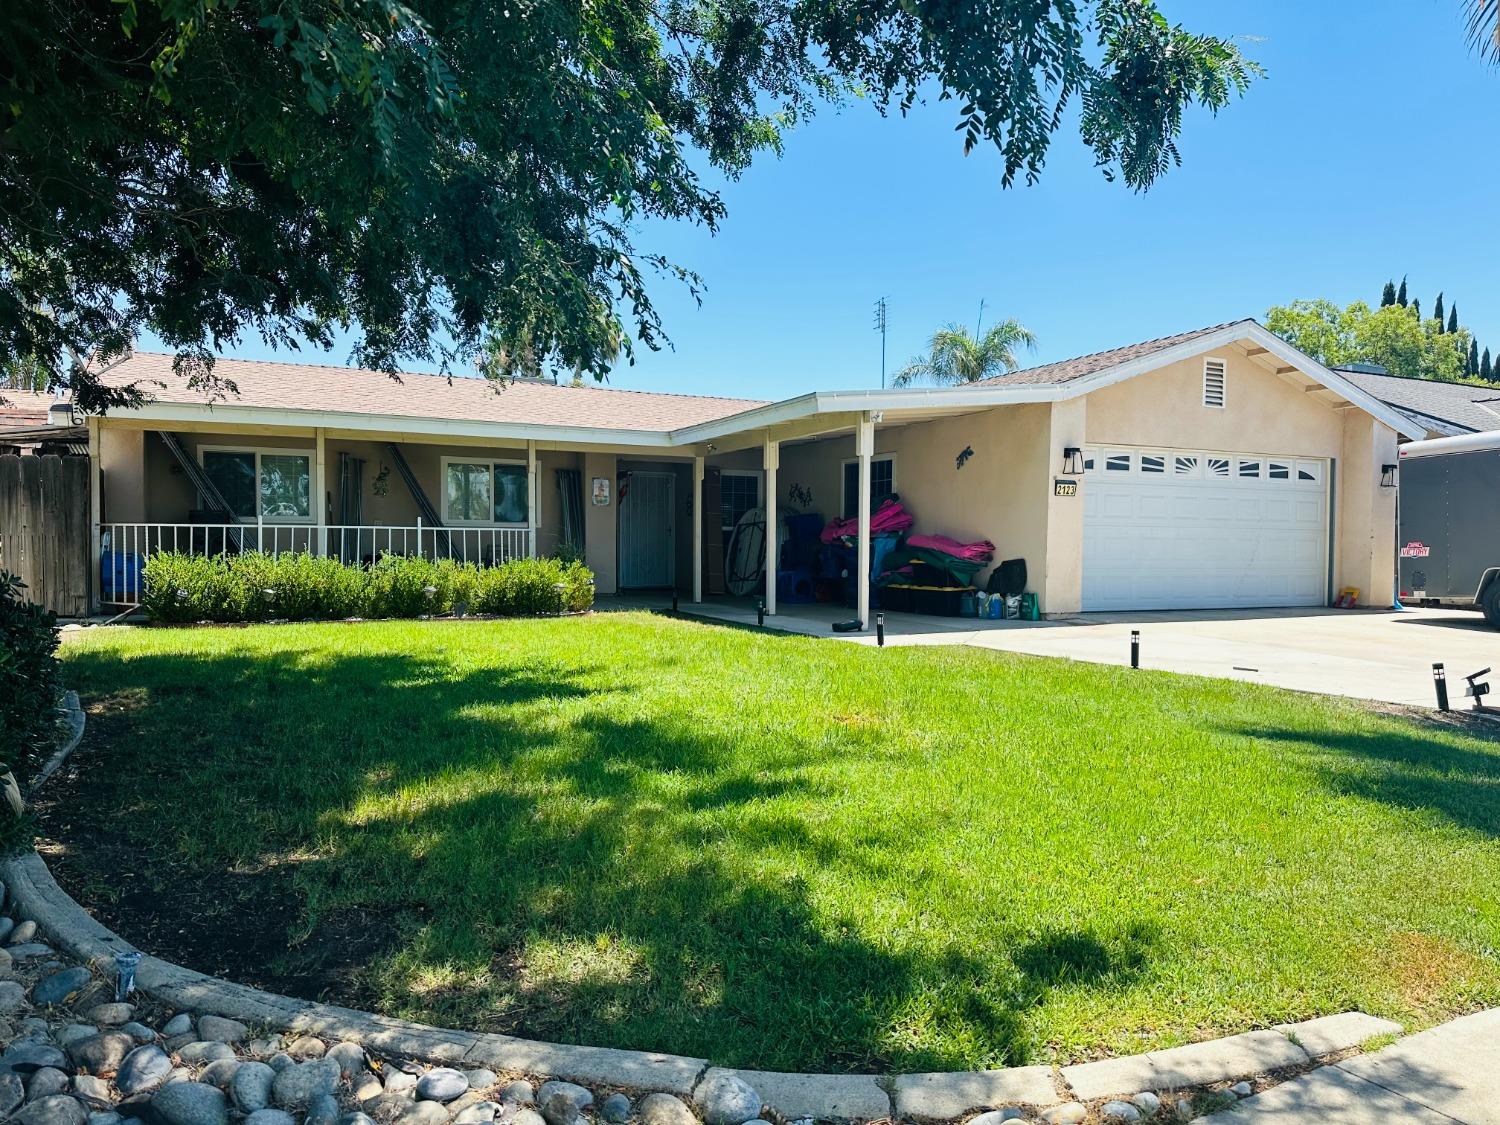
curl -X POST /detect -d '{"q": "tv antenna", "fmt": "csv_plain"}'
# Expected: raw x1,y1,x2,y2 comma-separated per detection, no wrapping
873,297,888,388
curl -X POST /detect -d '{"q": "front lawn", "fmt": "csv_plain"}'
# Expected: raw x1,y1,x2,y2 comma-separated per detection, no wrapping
52,613,1500,1073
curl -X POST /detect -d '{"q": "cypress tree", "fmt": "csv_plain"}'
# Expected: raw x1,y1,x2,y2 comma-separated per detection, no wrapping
1397,276,1409,306
1381,280,1397,307
1449,303,1460,334
1412,297,1421,320
1484,348,1494,382
1470,336,1480,376
1434,293,1445,331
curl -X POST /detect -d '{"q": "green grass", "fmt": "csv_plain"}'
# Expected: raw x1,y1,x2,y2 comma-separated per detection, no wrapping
58,613,1500,1073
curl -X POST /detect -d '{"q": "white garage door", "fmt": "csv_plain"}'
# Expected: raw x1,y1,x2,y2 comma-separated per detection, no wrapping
1082,447,1329,612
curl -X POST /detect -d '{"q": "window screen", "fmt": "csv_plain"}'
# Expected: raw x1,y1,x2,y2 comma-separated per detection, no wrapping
493,465,529,523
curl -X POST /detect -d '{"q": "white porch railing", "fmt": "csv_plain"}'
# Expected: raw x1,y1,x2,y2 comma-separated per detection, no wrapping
100,522,532,606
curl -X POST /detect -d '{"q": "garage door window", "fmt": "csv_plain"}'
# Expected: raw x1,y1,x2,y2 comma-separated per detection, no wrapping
1208,457,1230,477
1105,452,1132,472
1141,454,1166,474
1174,455,1199,475
1268,461,1291,480
1238,459,1261,479
1297,461,1322,482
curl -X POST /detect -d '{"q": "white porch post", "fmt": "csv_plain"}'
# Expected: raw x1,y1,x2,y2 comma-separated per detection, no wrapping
526,440,538,558
87,417,101,615
314,427,327,557
856,413,874,630
692,453,705,603
763,433,779,616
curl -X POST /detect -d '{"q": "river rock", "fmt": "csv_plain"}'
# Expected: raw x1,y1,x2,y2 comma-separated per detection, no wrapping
0,980,28,1013
8,944,54,962
270,1058,341,1110
512,1111,546,1125
463,1070,497,1092
694,1074,761,1125
1131,1093,1162,1115
244,1112,297,1125
326,1042,367,1078
119,1023,157,1044
14,1095,86,1125
115,1045,173,1096
231,1062,277,1113
499,1081,533,1106
161,1016,193,1038
599,1094,630,1124
417,1069,468,1103
198,1059,241,1089
352,1071,383,1102
638,1094,696,1125
10,920,37,945
55,1026,98,1049
361,1092,416,1122
84,1005,132,1028
1101,1102,1141,1123
26,1068,71,1102
86,1114,121,1125
68,1031,135,1074
0,1072,25,1115
151,1081,229,1125
3,1042,68,1073
0,916,14,943
397,1103,449,1125
195,1017,248,1045
385,1072,418,1095
31,968,93,1007
186,1043,238,1067
267,1053,295,1072
536,1082,591,1115
306,1093,341,1125
285,1037,326,1060
969,1112,1022,1125
70,1075,111,1105
1042,1105,1087,1125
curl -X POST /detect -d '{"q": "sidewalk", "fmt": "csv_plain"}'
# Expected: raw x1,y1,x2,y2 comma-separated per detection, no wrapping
1205,1008,1500,1124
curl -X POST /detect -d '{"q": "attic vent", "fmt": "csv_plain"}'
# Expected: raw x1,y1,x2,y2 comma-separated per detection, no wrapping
1203,357,1227,409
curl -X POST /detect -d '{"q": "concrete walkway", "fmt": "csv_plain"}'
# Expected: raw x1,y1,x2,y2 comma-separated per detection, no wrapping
1204,1009,1500,1124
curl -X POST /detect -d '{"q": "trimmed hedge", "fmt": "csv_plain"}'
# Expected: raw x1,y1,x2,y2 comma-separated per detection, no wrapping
0,571,61,783
141,552,595,624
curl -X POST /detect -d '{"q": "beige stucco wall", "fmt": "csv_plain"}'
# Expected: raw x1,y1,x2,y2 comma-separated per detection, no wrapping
582,452,618,594
778,402,1062,607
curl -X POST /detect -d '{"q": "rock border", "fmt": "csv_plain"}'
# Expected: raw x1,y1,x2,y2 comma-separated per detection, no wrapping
4,694,1408,1123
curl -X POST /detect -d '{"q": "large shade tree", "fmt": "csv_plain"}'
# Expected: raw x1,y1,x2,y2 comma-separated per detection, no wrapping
2,0,1260,410
892,319,1037,386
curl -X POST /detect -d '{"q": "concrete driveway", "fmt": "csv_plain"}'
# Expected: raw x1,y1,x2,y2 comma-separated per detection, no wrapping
960,605,1500,708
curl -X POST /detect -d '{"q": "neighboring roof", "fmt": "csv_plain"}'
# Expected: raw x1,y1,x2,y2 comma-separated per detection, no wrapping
975,320,1256,387
0,390,58,431
103,352,766,433
1335,367,1500,436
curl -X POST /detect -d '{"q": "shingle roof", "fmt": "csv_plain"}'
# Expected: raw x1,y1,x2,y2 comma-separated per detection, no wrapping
0,390,58,431
976,320,1256,387
102,352,766,432
1336,368,1500,435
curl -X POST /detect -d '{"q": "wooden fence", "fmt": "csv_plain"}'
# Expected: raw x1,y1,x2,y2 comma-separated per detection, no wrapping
0,456,90,617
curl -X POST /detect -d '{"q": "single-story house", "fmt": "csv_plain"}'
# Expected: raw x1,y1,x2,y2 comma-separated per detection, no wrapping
1335,363,1500,439
78,318,1418,624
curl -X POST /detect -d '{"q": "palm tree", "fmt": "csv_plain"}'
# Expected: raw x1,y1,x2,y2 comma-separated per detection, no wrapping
1467,0,1500,62
891,319,1037,387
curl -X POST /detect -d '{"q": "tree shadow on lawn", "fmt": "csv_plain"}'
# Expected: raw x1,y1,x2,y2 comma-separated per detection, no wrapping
58,641,1160,1073
1219,717,1500,838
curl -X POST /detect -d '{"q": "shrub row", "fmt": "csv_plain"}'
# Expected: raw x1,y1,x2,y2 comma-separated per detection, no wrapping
141,552,595,624
0,571,61,784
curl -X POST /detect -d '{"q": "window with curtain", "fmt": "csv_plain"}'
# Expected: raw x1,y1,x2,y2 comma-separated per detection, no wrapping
202,449,310,520
444,459,529,524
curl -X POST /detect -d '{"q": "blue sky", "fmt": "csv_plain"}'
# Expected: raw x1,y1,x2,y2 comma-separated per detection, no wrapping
189,1,1500,400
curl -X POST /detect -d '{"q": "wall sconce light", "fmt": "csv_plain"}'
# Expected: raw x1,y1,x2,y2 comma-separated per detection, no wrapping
1381,463,1398,488
1062,447,1084,475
